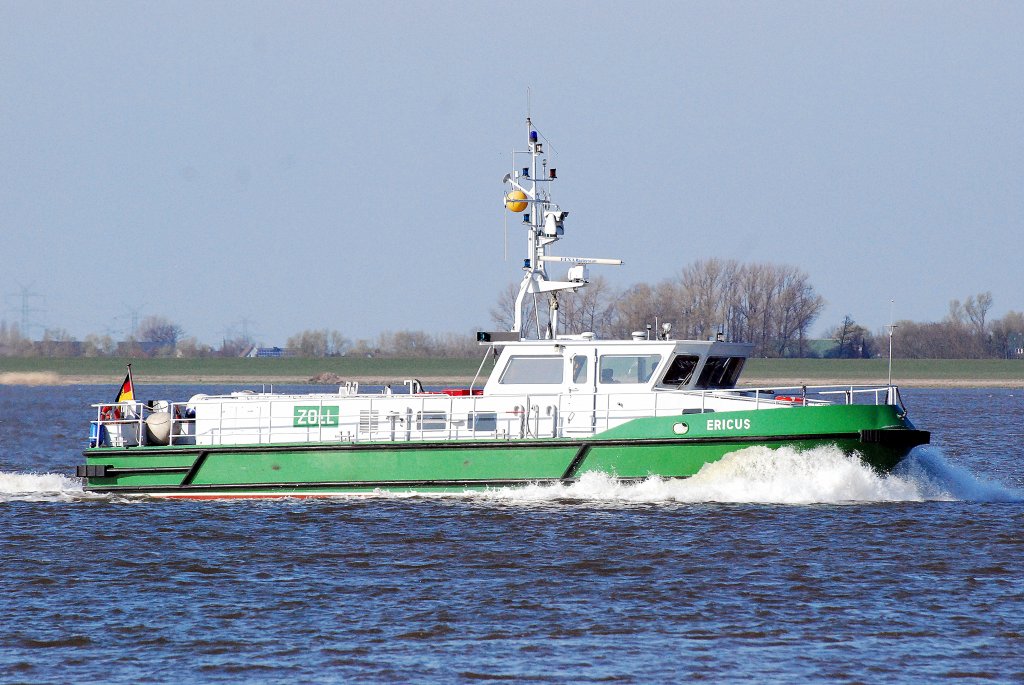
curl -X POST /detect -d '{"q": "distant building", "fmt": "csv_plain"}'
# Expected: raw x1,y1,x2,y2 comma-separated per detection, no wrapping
244,346,296,358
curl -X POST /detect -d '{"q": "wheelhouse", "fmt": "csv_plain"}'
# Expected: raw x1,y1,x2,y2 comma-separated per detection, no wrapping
481,337,755,395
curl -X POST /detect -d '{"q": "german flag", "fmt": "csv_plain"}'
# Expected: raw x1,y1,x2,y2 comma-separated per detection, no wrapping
115,366,134,403
100,366,134,421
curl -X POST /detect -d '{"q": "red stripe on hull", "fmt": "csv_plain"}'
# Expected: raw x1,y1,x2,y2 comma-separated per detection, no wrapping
150,492,379,500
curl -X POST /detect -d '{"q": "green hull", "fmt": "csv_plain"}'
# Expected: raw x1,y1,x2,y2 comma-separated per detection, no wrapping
79,405,928,498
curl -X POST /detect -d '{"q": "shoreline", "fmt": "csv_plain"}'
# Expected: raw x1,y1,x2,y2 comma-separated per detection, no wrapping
2,371,1022,389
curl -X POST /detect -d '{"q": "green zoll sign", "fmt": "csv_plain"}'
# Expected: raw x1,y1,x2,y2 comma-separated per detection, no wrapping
293,405,340,427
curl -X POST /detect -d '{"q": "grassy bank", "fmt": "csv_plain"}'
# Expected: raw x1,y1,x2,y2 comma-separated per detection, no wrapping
742,358,1024,384
2,356,1023,386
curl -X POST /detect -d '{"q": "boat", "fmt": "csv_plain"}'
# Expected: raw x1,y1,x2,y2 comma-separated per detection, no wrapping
78,118,929,498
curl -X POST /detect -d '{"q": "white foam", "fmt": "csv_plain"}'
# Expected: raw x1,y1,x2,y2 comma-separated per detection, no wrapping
894,449,1023,503
0,471,91,502
468,445,1022,505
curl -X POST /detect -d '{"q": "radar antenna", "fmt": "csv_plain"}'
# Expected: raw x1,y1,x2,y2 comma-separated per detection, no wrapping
502,118,621,339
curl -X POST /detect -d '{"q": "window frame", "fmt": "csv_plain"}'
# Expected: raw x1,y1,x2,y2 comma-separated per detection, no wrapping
660,354,702,387
695,356,746,389
498,355,565,385
598,354,663,385
571,354,589,384
416,411,448,431
467,411,498,432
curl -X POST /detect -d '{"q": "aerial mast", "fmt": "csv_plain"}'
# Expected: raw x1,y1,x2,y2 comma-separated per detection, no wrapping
502,117,621,339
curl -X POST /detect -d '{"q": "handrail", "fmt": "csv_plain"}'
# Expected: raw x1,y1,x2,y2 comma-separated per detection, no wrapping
468,346,494,394
88,382,903,449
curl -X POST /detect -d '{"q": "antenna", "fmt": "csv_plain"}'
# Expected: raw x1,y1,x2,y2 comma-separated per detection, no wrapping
887,299,897,387
502,112,622,339
5,283,45,338
119,303,147,339
238,317,257,343
220,317,261,347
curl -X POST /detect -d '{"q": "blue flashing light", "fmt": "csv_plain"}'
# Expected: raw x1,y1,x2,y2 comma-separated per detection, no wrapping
530,131,538,142
522,167,529,177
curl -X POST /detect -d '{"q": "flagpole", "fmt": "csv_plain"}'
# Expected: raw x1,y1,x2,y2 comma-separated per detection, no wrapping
887,300,896,388
115,363,135,404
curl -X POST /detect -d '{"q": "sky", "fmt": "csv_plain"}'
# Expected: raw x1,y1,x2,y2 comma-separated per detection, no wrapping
2,1,1022,346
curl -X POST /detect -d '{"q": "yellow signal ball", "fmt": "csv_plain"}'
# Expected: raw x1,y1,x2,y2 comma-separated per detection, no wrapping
505,190,528,212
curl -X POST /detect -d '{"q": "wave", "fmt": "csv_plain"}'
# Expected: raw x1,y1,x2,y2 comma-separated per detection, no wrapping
470,445,1023,505
1,446,1018,504
0,471,92,503
892,448,1022,503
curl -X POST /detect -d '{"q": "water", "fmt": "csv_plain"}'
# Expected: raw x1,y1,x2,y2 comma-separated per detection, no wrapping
1,385,1022,683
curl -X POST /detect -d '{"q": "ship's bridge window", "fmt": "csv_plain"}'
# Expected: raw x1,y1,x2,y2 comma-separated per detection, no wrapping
660,354,701,386
499,356,564,385
695,357,746,389
598,354,662,384
571,355,588,384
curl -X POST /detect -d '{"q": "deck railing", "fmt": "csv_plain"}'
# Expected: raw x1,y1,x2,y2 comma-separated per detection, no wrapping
89,383,900,449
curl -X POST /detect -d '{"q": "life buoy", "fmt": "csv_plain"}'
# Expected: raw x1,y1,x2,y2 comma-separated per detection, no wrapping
99,405,122,421
775,396,805,405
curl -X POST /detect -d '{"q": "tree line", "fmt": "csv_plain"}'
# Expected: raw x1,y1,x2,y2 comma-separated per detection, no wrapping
0,317,482,359
2,263,1021,359
826,292,1024,360
492,258,826,357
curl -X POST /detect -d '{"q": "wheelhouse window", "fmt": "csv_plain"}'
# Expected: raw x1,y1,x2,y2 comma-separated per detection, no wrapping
695,357,746,389
499,356,564,385
660,354,701,386
571,355,588,384
598,354,662,384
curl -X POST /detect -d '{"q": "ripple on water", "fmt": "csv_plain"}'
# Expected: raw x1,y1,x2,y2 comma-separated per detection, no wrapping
2,387,1023,683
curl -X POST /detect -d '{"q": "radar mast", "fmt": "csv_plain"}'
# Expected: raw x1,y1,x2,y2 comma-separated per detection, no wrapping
502,118,621,339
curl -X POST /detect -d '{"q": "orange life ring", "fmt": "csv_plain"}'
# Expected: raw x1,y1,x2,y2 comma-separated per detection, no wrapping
99,405,122,420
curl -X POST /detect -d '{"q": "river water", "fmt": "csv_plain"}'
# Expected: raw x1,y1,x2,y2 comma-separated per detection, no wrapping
1,385,1021,683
